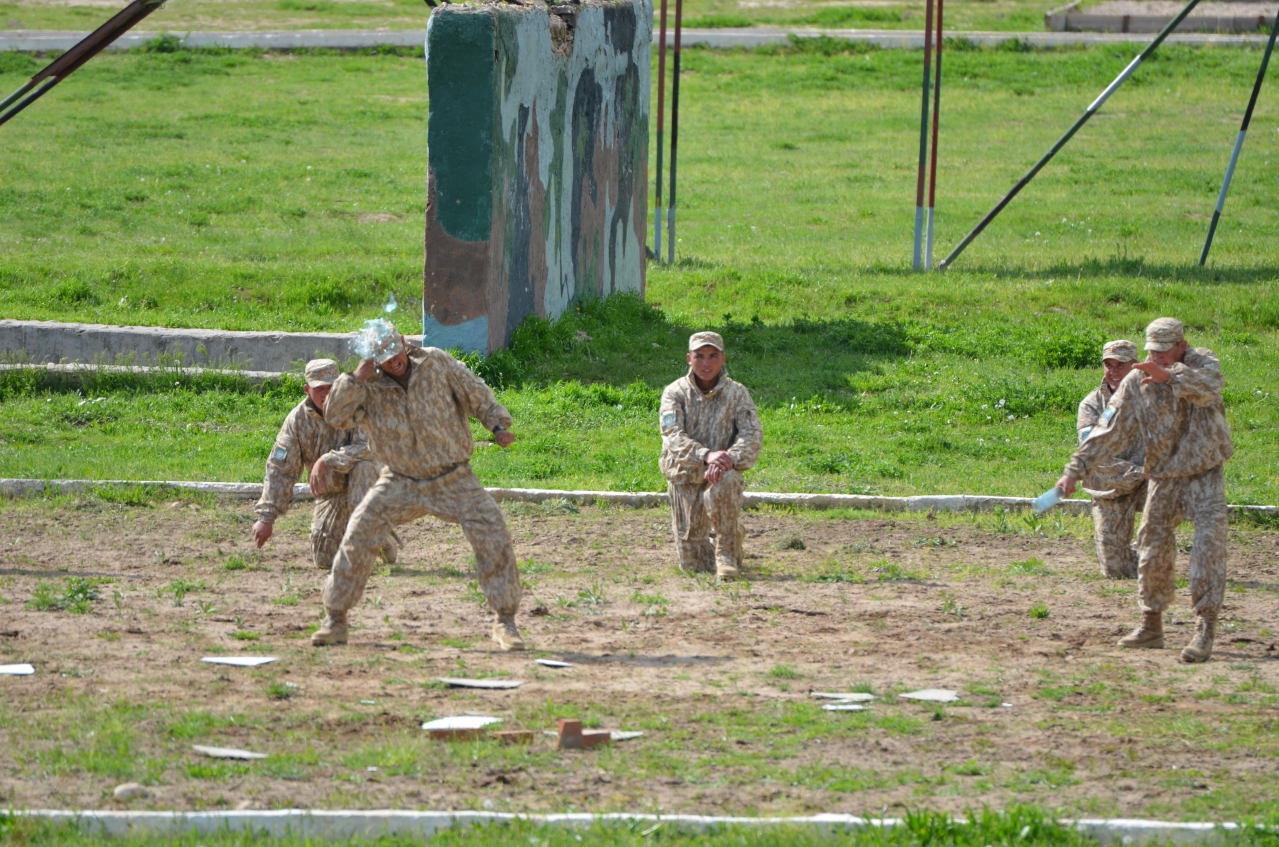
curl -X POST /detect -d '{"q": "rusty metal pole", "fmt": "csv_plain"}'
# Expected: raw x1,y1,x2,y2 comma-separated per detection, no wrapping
0,0,168,128
654,0,669,261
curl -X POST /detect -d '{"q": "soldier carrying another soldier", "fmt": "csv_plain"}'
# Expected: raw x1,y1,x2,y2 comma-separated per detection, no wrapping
252,358,396,570
1077,340,1145,579
313,323,525,650
660,331,763,579
1057,318,1234,663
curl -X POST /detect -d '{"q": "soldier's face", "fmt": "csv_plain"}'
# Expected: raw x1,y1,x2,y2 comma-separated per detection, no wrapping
381,343,409,377
687,346,725,384
1147,341,1187,368
305,384,332,410
1102,358,1135,388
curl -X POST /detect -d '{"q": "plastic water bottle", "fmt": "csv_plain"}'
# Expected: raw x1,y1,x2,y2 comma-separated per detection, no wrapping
1032,486,1062,514
385,291,398,313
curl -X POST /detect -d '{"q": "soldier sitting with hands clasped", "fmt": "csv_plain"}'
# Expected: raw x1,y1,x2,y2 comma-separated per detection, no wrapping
660,331,763,580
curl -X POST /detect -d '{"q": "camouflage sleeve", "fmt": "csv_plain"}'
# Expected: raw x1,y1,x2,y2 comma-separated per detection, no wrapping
1077,388,1103,434
1064,380,1139,481
660,386,709,468
727,387,763,471
323,373,368,432
254,407,306,523
1167,349,1225,407
447,353,513,432
323,429,371,473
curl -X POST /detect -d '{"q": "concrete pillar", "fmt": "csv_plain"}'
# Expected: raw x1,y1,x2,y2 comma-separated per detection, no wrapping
424,0,651,353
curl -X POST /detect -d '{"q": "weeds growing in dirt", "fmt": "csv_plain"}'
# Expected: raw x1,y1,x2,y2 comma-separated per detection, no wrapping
24,577,109,614
1029,604,1051,619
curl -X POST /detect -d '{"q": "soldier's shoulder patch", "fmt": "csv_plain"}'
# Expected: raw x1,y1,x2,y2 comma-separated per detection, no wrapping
661,410,677,428
271,443,288,462
1101,405,1117,423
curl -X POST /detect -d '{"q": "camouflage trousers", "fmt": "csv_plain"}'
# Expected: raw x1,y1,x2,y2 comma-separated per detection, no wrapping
1136,464,1227,616
1089,483,1145,579
310,460,382,571
669,469,745,573
322,463,521,615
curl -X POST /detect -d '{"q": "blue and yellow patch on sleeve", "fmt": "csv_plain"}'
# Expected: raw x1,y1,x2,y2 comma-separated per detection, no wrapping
1101,405,1116,423
660,410,676,428
271,444,288,462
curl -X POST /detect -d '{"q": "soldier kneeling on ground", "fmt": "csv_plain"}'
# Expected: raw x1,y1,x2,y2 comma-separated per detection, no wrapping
1077,339,1146,579
659,331,763,580
252,358,396,569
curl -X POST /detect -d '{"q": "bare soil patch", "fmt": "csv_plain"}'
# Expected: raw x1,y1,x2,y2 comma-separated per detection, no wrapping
0,495,1276,819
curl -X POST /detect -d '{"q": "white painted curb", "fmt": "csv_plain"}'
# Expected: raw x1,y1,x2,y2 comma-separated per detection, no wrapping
8,810,1253,844
0,478,1273,518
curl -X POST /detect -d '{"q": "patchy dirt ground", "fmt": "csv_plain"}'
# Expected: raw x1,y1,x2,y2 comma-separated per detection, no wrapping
0,493,1277,820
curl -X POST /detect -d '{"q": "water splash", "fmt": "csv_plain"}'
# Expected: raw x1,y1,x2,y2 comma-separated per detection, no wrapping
385,292,398,313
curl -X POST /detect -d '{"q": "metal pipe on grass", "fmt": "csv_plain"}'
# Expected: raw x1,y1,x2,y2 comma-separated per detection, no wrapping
0,0,166,128
1199,11,1279,266
925,0,944,270
913,0,936,271
654,0,669,261
937,0,1203,270
667,0,683,265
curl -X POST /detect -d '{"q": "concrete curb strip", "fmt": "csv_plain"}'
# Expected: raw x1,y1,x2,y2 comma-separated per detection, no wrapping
0,320,423,374
0,27,1271,53
0,478,1272,517
9,810,1252,843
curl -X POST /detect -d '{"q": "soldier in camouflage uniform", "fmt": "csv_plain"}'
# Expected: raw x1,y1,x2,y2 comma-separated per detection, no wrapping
660,331,763,579
1058,318,1234,663
1077,340,1145,579
314,328,524,650
252,359,396,569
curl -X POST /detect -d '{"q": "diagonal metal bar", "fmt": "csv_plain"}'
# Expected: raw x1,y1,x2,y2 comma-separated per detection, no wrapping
1199,9,1279,265
938,0,1203,270
0,0,166,129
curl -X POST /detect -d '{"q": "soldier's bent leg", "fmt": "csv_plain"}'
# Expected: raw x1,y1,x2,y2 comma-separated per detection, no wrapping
703,470,745,575
1135,478,1185,615
413,467,523,649
348,462,397,564
1185,466,1228,617
323,475,428,614
669,481,715,573
310,495,352,571
1091,493,1139,579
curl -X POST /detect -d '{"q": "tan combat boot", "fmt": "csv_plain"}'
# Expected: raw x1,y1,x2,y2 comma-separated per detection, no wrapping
1180,612,1217,663
311,609,348,646
715,552,740,580
1118,611,1164,649
491,613,526,651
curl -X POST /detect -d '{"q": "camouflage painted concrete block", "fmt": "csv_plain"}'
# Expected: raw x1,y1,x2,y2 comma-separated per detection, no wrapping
424,0,651,353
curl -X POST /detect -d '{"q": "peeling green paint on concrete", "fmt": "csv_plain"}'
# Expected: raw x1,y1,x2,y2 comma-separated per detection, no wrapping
423,0,651,354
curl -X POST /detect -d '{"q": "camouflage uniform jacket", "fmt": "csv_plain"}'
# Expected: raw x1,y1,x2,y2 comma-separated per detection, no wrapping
1066,347,1234,482
659,369,763,485
255,398,372,523
1078,380,1145,460
325,345,512,480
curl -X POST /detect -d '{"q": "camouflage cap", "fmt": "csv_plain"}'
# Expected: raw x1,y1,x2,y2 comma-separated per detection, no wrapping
1144,317,1185,352
304,358,340,388
688,331,725,353
1101,340,1138,363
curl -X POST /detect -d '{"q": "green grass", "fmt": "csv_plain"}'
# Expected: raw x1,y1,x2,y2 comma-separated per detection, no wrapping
0,0,1059,34
1,45,1278,503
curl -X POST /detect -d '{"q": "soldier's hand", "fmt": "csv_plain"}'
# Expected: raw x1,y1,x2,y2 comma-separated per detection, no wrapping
310,455,330,495
1133,361,1171,384
252,520,274,548
1056,474,1077,498
494,429,516,448
705,463,725,484
354,358,379,382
